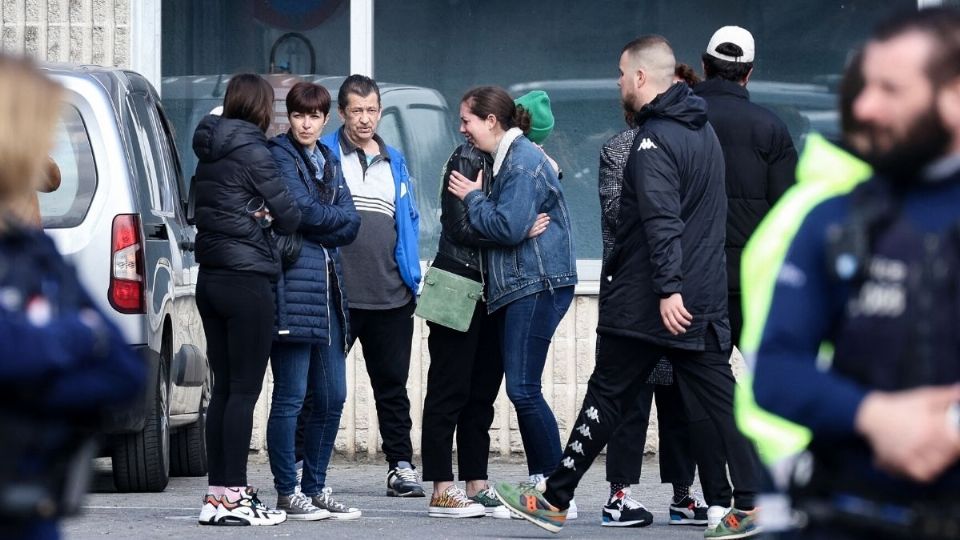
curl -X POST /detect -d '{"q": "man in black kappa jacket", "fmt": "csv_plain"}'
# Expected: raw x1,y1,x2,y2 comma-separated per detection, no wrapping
494,35,763,539
693,26,797,348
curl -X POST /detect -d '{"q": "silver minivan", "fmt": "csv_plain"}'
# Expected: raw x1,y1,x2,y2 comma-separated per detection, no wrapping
40,65,208,492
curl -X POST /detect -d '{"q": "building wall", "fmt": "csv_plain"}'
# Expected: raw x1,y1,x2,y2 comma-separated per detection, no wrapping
1,0,129,67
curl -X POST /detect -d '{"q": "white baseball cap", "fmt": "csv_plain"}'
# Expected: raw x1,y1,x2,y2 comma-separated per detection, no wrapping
706,26,755,63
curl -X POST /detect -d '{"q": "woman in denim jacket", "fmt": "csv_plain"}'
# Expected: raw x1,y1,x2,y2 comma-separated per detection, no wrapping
448,86,578,498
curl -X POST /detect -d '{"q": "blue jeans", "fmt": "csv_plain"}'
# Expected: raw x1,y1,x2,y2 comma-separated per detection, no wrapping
500,286,574,476
267,313,347,496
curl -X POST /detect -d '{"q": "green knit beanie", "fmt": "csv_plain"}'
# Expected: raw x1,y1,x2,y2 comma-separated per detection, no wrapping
514,90,554,144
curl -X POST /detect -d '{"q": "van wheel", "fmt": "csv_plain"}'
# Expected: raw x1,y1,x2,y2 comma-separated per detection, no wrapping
112,359,170,492
171,371,209,477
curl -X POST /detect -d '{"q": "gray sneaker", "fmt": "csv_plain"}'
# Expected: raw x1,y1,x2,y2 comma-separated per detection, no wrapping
277,492,331,521
310,487,362,520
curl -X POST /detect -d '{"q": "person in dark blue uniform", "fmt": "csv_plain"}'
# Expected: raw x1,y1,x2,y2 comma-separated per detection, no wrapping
0,54,145,540
753,8,960,539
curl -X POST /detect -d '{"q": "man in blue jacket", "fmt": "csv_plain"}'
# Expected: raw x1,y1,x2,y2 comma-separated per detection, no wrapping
320,75,423,497
752,8,960,538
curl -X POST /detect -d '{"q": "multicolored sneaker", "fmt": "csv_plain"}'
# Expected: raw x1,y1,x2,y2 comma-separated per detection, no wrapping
704,507,761,539
214,488,287,526
493,481,567,533
602,488,653,527
428,485,485,518
198,494,219,525
670,493,709,525
246,487,288,525
470,487,511,519
311,487,362,520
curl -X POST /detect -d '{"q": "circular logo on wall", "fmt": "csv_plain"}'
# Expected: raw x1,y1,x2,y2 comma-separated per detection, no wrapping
254,0,346,31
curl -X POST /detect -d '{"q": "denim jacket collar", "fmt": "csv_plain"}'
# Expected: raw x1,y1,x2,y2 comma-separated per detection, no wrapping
493,127,523,176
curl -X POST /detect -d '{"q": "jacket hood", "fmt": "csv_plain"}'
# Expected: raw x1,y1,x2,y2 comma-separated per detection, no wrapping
193,115,268,162
635,82,708,130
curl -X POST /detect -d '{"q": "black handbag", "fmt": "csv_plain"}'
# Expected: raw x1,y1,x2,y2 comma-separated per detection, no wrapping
275,231,302,268
272,144,317,269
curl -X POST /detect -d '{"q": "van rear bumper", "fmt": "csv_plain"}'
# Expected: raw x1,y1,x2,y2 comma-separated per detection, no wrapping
101,344,159,434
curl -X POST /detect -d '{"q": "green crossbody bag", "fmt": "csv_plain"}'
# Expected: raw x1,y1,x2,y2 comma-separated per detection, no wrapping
415,266,484,332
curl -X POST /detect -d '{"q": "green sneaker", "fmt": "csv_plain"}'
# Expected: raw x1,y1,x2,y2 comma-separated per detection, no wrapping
493,481,566,533
704,507,761,539
470,487,510,519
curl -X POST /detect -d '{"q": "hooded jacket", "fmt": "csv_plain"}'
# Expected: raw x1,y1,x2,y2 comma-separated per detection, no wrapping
693,78,797,294
268,132,360,346
192,115,300,277
598,83,730,351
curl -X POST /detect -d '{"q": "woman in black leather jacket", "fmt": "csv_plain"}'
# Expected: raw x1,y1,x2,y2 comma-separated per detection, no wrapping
192,73,300,526
420,143,549,517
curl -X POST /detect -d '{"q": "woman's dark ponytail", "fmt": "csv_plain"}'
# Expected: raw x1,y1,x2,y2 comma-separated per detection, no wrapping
512,106,532,135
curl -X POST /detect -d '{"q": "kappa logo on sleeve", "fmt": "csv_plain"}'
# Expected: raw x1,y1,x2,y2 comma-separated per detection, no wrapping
637,138,658,151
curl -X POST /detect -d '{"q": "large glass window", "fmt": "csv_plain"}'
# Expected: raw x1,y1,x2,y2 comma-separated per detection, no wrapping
160,0,350,186
375,0,915,262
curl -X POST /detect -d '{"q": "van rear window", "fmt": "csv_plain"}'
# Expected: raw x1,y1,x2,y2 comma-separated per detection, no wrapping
40,105,97,229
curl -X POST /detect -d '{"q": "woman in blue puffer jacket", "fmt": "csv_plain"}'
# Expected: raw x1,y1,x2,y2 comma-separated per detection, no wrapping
266,82,361,520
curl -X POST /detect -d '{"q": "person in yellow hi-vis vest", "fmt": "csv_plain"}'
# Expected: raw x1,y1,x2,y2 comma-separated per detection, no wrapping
743,8,960,538
734,49,872,522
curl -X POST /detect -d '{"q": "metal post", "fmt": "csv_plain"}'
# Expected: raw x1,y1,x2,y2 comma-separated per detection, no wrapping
350,0,374,77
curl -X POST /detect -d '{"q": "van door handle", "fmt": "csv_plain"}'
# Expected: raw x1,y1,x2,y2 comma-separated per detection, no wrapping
147,224,169,240
179,240,195,252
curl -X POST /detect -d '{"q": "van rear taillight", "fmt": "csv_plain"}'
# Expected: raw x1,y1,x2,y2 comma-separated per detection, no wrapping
109,214,145,314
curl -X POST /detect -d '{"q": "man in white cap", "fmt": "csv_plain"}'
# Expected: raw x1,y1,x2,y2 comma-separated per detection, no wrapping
694,26,797,355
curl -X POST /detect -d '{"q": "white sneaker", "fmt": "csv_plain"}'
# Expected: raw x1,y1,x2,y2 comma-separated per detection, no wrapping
198,494,219,525
491,504,512,519
707,505,729,529
215,490,287,526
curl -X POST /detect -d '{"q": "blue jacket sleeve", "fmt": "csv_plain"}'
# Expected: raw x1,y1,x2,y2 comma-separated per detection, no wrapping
401,155,420,237
632,133,683,296
303,180,361,247
41,308,146,412
752,201,868,439
270,146,358,241
0,270,145,413
464,167,539,246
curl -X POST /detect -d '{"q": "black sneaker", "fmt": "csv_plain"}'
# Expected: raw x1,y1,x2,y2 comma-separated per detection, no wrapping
386,461,425,497
669,493,709,525
601,488,653,527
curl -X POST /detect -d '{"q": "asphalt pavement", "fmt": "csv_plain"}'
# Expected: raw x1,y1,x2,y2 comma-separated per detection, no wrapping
63,455,706,539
